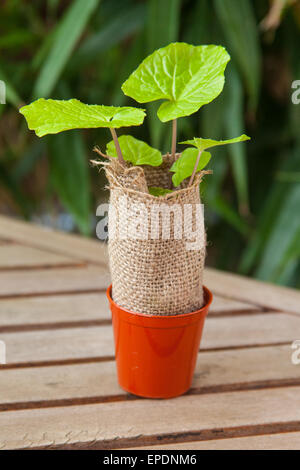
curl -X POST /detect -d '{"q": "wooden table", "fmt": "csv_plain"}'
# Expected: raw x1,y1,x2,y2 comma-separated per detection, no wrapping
0,214,300,450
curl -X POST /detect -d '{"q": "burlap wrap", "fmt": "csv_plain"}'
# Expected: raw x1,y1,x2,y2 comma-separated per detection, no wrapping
105,155,206,315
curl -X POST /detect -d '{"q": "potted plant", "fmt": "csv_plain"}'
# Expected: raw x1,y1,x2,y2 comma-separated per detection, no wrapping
20,42,250,399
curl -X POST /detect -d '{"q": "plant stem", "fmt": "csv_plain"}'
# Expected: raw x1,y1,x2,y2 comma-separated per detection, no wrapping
188,149,202,187
110,128,125,166
171,119,177,160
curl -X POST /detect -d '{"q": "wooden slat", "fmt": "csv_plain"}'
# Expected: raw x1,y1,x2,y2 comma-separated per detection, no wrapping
210,294,259,314
0,245,82,269
0,293,108,328
1,386,300,449
0,293,259,330
0,265,110,298
2,325,114,364
0,239,11,245
2,313,300,365
0,215,108,266
205,267,300,315
132,432,300,450
0,345,298,409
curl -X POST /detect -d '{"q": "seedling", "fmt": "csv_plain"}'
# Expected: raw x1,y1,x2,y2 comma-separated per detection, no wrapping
20,42,250,192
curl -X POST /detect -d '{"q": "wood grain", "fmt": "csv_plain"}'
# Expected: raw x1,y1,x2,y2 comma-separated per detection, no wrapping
0,215,108,266
1,313,300,365
131,432,300,450
205,268,300,315
0,265,110,298
0,345,298,409
0,245,82,269
209,294,259,314
0,293,109,328
1,386,300,449
0,293,259,330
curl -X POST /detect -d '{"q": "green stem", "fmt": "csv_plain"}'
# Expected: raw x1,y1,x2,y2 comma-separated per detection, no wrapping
110,128,125,166
171,119,177,160
188,149,202,187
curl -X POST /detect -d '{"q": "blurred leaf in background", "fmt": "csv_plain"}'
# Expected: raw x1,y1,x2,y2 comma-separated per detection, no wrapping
1,0,300,288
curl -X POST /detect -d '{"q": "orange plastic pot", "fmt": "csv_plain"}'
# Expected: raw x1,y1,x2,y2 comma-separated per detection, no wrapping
107,285,213,399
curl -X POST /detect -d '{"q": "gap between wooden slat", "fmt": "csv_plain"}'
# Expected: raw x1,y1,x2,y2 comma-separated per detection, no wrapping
0,287,108,300
204,268,300,315
0,319,111,333
1,378,300,413
2,313,299,366
0,215,108,266
0,341,292,370
1,381,300,449
0,263,87,272
29,421,300,450
1,345,298,412
0,310,271,333
0,356,115,370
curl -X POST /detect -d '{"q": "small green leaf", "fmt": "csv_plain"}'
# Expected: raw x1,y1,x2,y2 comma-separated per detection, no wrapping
19,99,146,137
170,148,211,186
106,135,162,166
149,187,173,196
180,134,250,151
121,42,230,122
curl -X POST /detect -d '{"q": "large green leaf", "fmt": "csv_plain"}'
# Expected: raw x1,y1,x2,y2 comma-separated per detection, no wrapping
20,99,146,137
121,42,230,122
33,0,100,98
170,148,211,186
106,135,162,166
180,134,250,151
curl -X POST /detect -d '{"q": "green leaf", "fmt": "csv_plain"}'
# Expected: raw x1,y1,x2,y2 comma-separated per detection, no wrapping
33,0,100,98
214,0,261,110
180,134,250,151
170,148,211,186
48,131,91,235
121,42,230,122
208,196,250,237
254,183,300,282
69,3,146,71
223,65,249,214
19,99,146,137
146,0,181,54
106,135,162,166
201,91,227,202
149,187,173,196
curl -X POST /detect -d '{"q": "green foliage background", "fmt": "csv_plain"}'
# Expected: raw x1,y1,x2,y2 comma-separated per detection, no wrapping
1,0,300,287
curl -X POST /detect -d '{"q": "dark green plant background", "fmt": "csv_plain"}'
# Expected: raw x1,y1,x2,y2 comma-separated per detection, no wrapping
1,0,300,287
